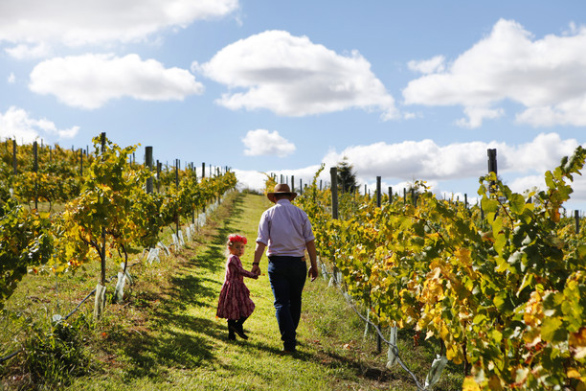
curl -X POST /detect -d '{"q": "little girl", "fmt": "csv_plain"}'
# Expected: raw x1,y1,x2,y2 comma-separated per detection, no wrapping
216,234,258,340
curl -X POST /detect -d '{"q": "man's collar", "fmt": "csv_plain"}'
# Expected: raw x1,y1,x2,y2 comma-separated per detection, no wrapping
276,198,292,205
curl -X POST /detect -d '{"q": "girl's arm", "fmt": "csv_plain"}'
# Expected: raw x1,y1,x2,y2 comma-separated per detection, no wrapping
229,256,259,279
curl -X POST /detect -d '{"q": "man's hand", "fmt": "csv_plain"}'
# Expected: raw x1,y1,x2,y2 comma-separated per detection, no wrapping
308,265,318,282
305,240,318,282
253,242,266,276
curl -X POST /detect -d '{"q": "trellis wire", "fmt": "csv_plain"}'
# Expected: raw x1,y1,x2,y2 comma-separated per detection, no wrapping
318,257,439,391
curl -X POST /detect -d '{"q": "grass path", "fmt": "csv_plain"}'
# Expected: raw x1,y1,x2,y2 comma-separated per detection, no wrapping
58,191,460,391
57,192,380,390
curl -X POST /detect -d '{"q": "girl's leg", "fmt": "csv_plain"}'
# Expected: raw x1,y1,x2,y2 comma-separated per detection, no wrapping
238,316,248,328
236,316,249,337
227,320,236,340
227,318,248,340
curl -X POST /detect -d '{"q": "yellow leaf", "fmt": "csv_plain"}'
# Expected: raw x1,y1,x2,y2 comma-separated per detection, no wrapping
446,343,463,364
462,376,481,391
567,368,581,379
440,323,449,340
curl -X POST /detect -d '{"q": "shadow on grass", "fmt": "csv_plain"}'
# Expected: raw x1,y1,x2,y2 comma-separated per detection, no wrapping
113,192,250,379
120,317,224,380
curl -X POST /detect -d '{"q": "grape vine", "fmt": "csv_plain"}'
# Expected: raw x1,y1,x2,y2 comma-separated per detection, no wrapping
293,147,586,390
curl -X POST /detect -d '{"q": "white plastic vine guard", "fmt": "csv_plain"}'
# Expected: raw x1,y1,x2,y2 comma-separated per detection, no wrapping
424,354,448,389
178,230,185,246
147,248,161,264
157,241,171,256
386,326,398,368
114,272,126,302
94,283,106,319
363,308,371,341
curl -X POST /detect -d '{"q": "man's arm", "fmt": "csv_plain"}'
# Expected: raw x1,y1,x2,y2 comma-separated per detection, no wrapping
252,242,266,275
306,240,318,281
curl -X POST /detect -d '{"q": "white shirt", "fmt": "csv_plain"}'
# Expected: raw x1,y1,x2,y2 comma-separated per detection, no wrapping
256,199,315,257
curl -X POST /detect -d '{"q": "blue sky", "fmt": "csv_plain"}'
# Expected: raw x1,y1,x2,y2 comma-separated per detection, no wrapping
1,0,586,210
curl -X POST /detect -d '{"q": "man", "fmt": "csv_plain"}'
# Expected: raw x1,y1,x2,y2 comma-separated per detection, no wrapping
252,183,318,353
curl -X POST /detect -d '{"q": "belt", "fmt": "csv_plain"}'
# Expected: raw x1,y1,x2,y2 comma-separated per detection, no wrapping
268,255,303,262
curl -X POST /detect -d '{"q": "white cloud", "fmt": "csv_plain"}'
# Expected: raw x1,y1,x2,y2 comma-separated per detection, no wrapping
508,175,545,195
403,19,586,127
0,106,79,143
7,73,15,83
242,129,296,157
233,165,325,192
234,134,586,208
0,0,238,53
408,55,445,74
5,42,51,59
29,53,205,109
198,30,398,119
232,170,267,191
322,133,582,180
455,106,505,128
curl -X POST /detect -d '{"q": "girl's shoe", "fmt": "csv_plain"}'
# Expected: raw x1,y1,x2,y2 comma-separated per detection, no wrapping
229,323,248,339
227,320,236,340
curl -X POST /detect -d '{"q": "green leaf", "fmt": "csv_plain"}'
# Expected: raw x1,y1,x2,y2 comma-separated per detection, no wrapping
541,316,567,343
516,273,534,297
481,197,498,214
509,194,525,214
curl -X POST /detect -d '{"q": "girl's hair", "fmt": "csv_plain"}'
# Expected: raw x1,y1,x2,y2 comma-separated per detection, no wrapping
226,234,247,257
227,234,247,247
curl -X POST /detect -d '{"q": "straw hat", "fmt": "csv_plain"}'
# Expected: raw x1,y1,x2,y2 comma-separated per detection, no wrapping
267,183,297,203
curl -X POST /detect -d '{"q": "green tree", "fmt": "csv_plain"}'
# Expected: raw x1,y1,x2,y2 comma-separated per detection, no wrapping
337,157,358,194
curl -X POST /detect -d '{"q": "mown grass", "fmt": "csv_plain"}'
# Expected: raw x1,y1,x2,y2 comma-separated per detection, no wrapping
1,191,464,390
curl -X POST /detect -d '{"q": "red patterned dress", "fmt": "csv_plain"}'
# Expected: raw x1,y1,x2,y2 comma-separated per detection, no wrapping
216,254,256,320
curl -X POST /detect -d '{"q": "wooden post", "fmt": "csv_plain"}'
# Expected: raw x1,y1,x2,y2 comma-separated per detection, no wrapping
575,210,580,234
487,148,497,175
291,175,295,192
376,176,381,207
330,167,338,220
156,160,161,193
80,149,84,176
202,162,205,178
101,223,106,286
488,148,497,191
388,187,392,203
375,177,382,352
403,188,407,205
33,141,38,209
12,139,17,175
145,146,153,194
100,132,106,153
175,159,180,234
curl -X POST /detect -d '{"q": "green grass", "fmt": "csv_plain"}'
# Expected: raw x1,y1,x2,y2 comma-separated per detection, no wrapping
1,191,464,390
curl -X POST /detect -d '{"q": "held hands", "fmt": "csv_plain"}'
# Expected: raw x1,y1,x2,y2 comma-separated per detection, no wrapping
251,263,261,276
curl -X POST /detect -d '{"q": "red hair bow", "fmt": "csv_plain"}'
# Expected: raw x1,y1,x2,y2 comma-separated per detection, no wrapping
228,234,247,245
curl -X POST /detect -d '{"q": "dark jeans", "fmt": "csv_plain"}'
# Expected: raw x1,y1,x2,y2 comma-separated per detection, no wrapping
268,256,307,351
